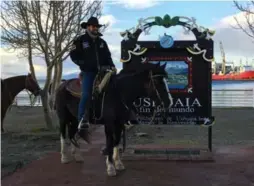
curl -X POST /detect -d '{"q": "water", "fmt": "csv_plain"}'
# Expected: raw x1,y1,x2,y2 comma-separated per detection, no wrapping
15,80,254,107
212,81,254,107
212,80,254,89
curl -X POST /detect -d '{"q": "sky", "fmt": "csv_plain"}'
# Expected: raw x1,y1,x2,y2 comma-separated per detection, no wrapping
1,0,254,79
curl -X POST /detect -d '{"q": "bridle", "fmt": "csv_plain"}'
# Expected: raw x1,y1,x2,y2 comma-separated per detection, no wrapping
146,71,169,124
25,76,42,106
87,69,169,124
149,71,165,107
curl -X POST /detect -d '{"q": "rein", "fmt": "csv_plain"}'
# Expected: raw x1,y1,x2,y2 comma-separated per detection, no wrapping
145,72,166,125
92,70,166,125
20,76,40,108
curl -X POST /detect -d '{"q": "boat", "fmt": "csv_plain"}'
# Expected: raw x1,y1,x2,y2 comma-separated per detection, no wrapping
212,67,254,81
211,41,254,81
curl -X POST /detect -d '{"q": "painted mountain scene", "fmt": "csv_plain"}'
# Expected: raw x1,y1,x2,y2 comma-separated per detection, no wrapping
165,61,189,89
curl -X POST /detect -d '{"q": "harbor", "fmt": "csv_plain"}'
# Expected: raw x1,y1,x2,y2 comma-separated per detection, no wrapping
212,42,254,81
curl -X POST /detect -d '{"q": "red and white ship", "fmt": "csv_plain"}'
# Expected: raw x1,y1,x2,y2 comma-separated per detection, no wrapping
212,41,254,81
212,66,254,81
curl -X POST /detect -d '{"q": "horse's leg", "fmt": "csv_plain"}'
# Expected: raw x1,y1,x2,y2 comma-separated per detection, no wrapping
1,104,7,132
1,115,4,133
55,83,74,164
57,104,73,164
113,122,125,171
104,123,116,176
59,118,73,164
69,117,84,163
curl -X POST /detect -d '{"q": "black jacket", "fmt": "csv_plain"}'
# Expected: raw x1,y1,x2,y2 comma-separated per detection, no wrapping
70,33,115,72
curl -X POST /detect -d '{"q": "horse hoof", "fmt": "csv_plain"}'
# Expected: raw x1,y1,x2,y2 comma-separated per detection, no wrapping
107,168,117,177
61,155,73,164
115,162,125,171
74,154,84,163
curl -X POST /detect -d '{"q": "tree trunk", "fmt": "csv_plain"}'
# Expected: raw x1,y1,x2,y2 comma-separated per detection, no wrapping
41,90,53,130
56,61,63,85
49,60,62,109
42,66,54,130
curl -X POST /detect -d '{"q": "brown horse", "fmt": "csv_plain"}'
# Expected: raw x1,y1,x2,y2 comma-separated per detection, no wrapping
1,73,41,132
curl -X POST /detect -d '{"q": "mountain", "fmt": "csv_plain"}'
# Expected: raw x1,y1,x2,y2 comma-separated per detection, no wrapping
37,73,79,81
63,73,79,79
166,67,188,75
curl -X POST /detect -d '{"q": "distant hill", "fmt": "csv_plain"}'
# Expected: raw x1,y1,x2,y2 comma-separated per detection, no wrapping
37,72,79,81
62,73,79,79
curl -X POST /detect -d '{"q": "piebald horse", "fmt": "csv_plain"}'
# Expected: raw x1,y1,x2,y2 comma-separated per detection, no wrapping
54,63,172,176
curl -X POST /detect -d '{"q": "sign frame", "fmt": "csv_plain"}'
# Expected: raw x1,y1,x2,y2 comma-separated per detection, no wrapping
120,14,215,151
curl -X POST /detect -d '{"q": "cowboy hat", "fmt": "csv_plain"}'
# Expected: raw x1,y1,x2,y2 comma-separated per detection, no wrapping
80,17,103,29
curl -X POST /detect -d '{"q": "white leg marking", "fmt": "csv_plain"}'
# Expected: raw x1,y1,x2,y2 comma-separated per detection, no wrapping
60,136,72,164
113,146,125,171
106,156,116,176
71,142,84,163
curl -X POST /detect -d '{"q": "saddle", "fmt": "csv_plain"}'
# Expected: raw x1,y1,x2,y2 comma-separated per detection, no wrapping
66,78,82,97
66,70,115,98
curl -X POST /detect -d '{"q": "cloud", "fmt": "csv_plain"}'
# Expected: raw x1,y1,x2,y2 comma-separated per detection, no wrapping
0,48,46,78
109,0,159,9
2,11,253,79
100,14,123,70
172,12,254,64
212,11,254,63
1,48,28,78
215,10,254,29
0,48,79,79
99,14,117,27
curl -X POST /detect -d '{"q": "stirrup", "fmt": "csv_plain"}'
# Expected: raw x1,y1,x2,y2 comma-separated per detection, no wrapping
78,118,90,130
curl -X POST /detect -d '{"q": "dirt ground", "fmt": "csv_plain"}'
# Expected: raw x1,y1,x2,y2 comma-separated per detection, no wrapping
1,106,254,186
1,106,60,178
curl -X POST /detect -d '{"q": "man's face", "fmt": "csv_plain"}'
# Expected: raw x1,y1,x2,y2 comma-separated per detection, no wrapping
87,25,99,35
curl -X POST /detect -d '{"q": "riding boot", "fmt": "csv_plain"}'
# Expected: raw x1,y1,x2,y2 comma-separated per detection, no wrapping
78,99,92,144
78,100,91,129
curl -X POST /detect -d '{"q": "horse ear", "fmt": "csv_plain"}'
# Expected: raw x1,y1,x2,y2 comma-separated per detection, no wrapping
161,63,167,69
156,62,160,68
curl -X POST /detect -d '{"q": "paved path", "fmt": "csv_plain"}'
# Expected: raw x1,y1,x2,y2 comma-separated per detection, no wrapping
2,126,254,186
2,108,254,186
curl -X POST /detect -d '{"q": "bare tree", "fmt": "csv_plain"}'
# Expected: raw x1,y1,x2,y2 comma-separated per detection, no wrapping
1,1,103,129
233,1,254,40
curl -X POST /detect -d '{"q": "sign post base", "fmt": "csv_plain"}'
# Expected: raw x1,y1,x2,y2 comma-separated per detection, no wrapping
122,144,214,161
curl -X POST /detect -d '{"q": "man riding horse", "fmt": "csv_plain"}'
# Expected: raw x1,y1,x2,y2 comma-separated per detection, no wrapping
70,17,117,135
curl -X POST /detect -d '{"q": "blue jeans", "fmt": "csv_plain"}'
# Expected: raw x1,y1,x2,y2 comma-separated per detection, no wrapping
78,71,97,122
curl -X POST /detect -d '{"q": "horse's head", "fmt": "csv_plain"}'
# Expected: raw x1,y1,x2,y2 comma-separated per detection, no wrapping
25,73,41,96
141,62,172,109
123,62,172,109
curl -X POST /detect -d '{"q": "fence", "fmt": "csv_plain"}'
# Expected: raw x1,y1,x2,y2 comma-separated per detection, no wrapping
212,88,254,108
13,89,254,108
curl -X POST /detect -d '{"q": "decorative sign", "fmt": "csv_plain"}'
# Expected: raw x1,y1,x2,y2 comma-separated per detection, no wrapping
159,34,174,48
120,14,214,126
